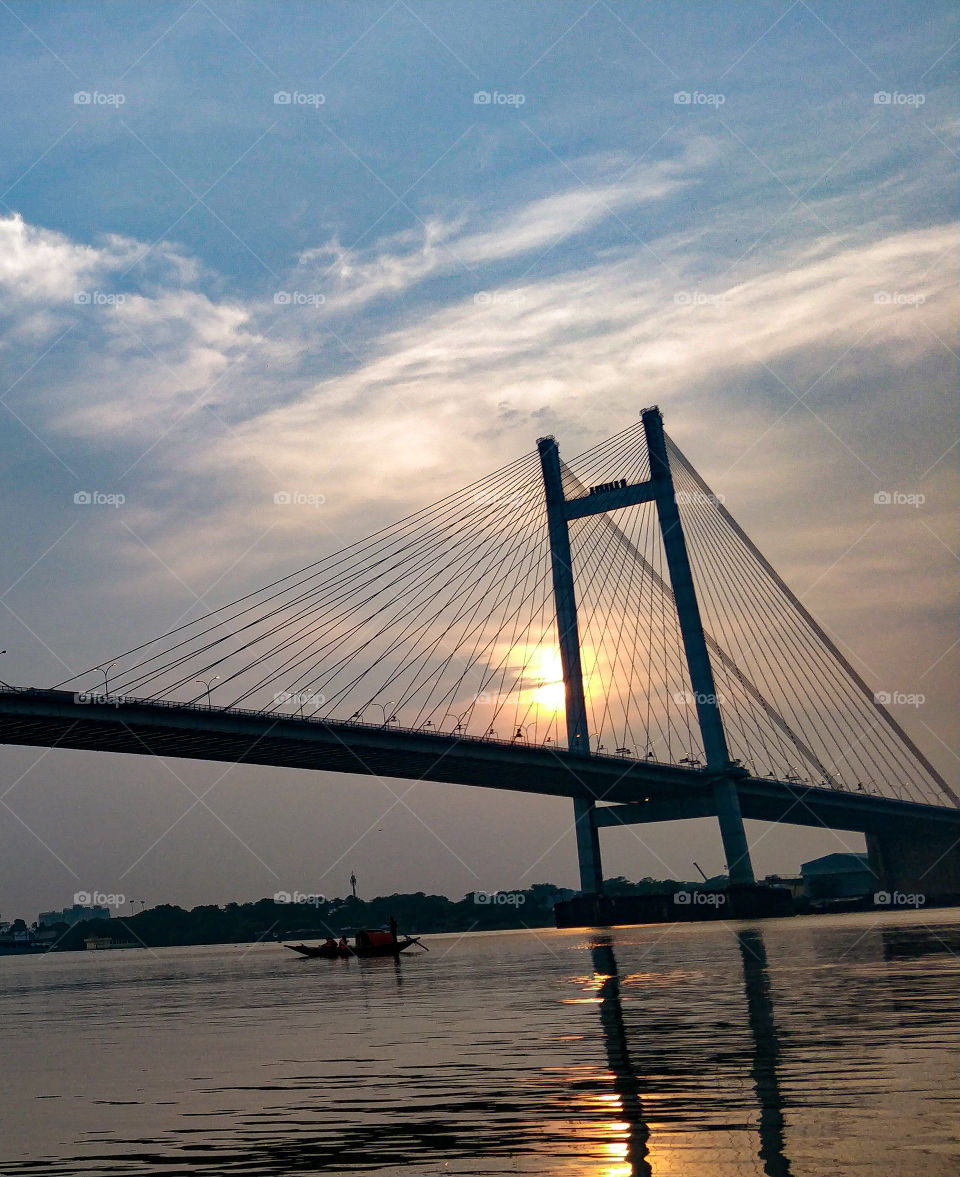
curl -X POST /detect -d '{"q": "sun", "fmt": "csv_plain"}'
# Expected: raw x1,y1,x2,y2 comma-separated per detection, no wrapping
534,679,566,711
531,647,565,713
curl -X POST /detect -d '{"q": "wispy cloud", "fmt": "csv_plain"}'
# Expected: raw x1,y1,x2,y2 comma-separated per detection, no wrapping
295,145,705,311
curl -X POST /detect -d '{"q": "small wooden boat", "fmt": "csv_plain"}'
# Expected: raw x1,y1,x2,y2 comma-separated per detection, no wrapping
286,929,424,959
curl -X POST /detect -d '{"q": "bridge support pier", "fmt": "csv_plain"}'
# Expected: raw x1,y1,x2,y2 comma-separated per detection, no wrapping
574,798,604,895
867,823,960,899
710,775,755,886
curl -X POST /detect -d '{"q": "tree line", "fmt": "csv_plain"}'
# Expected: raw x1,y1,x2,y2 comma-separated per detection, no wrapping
36,876,695,950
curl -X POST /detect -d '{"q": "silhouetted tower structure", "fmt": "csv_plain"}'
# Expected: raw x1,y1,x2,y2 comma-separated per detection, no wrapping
538,406,756,894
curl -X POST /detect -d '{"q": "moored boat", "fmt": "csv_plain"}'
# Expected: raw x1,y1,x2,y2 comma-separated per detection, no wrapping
286,929,424,958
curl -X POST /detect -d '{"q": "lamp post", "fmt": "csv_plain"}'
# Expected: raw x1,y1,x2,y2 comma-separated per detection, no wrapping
369,701,396,725
194,675,220,708
98,662,116,697
295,684,323,718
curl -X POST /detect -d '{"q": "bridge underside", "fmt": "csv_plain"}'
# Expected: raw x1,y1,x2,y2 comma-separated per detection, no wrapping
0,690,699,804
2,692,958,857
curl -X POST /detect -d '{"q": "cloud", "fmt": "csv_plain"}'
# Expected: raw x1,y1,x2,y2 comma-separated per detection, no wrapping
1,194,955,639
0,213,113,303
227,221,955,492
0,213,197,308
0,214,261,441
33,289,260,442
294,145,705,311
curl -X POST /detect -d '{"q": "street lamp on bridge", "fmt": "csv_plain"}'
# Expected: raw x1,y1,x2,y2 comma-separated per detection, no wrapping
194,675,220,708
355,700,395,725
97,662,116,696
293,687,321,718
450,709,472,735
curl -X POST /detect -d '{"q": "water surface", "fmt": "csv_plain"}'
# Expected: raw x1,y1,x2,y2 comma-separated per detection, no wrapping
1,910,957,1175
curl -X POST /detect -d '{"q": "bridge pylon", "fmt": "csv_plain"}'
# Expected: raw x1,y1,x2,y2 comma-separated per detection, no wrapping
538,408,756,893
538,435,604,895
641,408,755,885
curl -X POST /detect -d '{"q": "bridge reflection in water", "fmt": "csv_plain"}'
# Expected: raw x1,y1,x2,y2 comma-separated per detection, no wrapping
588,930,791,1177
1,920,956,1174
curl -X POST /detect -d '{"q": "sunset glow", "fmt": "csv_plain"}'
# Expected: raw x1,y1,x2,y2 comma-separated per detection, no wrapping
531,647,565,713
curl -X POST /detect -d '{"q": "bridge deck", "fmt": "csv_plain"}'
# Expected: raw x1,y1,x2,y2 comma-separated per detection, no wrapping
0,690,956,835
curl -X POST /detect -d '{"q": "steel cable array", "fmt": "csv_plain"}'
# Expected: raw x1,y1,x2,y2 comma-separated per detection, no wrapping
56,422,955,808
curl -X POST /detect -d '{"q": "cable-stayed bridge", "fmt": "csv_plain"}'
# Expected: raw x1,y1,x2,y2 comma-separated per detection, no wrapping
1,408,957,898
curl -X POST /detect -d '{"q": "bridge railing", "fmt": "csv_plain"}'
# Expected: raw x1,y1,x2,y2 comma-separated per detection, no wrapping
0,685,899,799
0,684,693,768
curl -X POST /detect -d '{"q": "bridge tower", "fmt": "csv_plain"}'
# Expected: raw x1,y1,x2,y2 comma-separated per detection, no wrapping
538,406,756,894
538,435,604,895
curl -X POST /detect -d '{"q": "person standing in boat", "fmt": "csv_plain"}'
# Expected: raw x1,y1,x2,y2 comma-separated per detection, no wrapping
337,936,349,953
389,915,398,944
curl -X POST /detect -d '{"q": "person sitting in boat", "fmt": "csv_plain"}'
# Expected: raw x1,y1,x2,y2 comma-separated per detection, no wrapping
323,937,337,949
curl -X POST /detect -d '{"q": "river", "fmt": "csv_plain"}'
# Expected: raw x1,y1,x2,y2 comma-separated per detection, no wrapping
0,908,957,1175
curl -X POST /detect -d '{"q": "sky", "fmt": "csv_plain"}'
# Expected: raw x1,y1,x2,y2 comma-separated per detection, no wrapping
0,0,957,921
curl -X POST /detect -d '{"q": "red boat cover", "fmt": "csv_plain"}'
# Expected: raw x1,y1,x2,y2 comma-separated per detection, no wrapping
361,930,395,948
